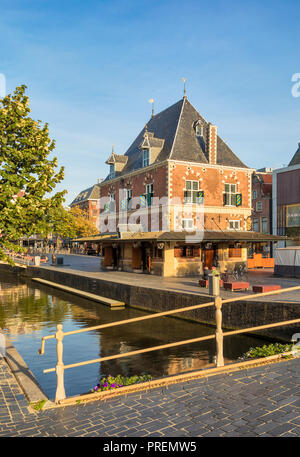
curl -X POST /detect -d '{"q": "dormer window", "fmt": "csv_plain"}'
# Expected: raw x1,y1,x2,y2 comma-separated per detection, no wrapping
143,149,150,167
195,123,203,137
109,164,115,179
105,150,128,178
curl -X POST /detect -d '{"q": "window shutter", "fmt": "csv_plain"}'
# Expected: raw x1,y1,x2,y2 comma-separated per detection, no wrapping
140,195,147,208
236,193,242,207
147,193,153,206
197,191,204,204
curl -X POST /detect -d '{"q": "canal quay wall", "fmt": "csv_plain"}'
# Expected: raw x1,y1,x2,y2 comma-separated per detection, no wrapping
1,262,300,342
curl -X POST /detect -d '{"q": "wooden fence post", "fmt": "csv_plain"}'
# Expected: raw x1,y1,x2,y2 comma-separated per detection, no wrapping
215,296,224,367
55,324,66,403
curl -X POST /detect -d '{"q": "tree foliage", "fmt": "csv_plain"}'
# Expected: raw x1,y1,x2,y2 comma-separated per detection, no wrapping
0,85,66,260
52,206,99,239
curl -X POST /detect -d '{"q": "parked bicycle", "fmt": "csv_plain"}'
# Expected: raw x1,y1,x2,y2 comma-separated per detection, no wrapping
221,264,248,282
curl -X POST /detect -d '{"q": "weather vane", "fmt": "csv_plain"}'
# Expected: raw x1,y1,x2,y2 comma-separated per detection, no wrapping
182,77,187,98
148,98,154,118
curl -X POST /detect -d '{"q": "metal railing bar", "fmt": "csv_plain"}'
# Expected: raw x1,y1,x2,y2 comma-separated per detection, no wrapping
221,318,300,337
221,285,300,304
43,317,300,374
43,333,216,373
39,285,300,343
61,300,216,337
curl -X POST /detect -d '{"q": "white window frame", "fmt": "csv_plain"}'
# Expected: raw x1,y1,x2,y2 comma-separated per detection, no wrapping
261,217,268,234
108,193,115,212
256,201,262,212
228,220,240,230
184,180,199,204
253,218,259,232
182,218,194,231
143,149,150,167
224,183,237,206
195,124,203,137
145,183,153,207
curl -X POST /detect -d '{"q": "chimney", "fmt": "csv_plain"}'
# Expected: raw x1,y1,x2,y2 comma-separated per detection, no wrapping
206,123,218,164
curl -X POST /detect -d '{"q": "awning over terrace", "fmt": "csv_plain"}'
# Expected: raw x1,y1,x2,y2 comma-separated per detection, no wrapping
71,230,288,244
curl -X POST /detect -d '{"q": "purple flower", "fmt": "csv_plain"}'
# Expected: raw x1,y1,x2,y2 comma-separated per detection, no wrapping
102,382,108,388
111,383,117,388
93,383,100,391
118,384,123,387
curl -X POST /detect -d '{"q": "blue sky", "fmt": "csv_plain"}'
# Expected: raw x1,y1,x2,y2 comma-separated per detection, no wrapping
1,0,300,204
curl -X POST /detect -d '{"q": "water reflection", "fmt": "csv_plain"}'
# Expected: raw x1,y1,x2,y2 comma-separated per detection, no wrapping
0,272,271,400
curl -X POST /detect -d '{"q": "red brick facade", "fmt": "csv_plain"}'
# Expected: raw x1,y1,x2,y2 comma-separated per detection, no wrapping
251,172,272,234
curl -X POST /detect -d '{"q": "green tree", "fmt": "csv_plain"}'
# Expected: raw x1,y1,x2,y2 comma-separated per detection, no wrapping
50,205,99,239
68,206,99,238
0,85,66,261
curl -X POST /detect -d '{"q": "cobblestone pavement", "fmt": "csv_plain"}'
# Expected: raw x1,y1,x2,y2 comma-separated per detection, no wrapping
40,255,300,303
1,356,300,437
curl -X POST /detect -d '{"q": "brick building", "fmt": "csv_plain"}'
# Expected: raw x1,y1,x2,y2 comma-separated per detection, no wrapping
251,168,273,256
273,143,300,246
69,184,100,230
75,96,283,276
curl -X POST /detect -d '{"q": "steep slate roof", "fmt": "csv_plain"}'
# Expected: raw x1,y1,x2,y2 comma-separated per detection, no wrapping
288,143,300,166
103,97,247,181
69,184,100,207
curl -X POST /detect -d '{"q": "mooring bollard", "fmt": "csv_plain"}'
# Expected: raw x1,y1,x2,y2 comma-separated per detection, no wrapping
215,296,224,367
55,324,66,403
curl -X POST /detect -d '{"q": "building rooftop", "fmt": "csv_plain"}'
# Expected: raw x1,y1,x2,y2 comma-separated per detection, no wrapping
288,142,300,166
103,97,248,181
72,230,286,243
69,184,100,207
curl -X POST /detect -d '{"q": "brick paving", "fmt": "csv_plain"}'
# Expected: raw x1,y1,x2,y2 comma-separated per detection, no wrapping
1,356,300,437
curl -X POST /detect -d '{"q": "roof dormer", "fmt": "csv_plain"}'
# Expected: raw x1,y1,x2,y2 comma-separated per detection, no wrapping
105,149,128,178
139,127,164,167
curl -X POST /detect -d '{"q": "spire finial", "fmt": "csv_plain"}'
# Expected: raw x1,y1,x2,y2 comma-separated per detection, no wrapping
181,77,187,98
112,144,114,154
148,98,154,118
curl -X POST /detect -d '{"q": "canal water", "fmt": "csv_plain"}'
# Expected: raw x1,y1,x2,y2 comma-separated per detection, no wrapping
0,272,271,400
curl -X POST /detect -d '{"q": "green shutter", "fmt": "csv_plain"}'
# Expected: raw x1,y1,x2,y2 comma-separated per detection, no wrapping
147,193,152,206
197,190,204,204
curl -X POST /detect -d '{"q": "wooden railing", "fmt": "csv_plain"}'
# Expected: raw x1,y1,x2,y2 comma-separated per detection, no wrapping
38,285,300,403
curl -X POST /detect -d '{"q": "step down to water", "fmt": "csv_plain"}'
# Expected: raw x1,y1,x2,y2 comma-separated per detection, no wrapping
32,278,125,308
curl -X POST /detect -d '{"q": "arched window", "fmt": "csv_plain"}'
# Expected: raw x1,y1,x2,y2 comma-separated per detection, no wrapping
195,123,203,137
